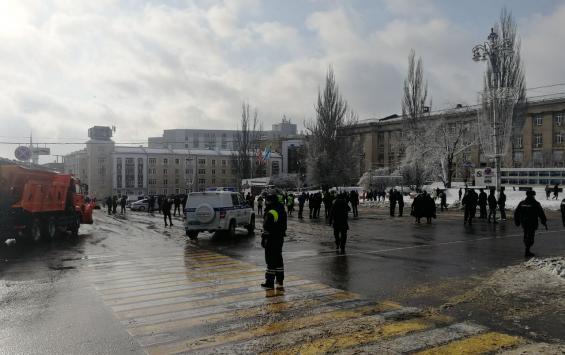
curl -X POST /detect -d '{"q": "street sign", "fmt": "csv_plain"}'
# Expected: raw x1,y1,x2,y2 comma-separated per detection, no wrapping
14,146,31,161
32,147,50,155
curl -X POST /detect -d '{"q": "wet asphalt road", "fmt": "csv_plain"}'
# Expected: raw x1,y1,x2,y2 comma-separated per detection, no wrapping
1,205,564,354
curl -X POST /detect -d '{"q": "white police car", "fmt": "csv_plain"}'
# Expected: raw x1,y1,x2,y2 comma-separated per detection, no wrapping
184,191,255,239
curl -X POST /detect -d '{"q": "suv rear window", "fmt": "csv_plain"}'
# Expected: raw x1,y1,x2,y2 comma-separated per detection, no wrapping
187,193,223,208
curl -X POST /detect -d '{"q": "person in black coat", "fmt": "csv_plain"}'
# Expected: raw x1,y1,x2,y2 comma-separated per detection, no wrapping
120,195,127,214
462,189,478,225
162,197,173,227
514,190,547,257
422,191,436,224
329,193,350,254
498,187,507,220
112,195,118,214
349,190,359,218
105,196,112,215
478,189,487,219
396,190,404,217
411,192,424,223
561,197,565,227
487,189,498,223
389,188,396,217
440,191,448,211
261,194,287,289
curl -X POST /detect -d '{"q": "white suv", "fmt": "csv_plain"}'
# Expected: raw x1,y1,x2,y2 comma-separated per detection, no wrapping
184,191,255,239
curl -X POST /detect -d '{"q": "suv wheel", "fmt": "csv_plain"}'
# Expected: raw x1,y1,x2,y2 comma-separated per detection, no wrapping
228,220,236,238
186,230,199,240
138,206,145,211
246,215,255,235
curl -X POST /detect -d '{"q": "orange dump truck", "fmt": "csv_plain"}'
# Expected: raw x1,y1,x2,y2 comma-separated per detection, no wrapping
0,164,93,242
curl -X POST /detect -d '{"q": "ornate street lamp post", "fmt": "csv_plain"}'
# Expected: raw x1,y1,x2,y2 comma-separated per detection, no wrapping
472,28,515,192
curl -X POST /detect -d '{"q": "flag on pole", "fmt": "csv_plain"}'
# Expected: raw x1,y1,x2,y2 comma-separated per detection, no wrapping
263,146,271,161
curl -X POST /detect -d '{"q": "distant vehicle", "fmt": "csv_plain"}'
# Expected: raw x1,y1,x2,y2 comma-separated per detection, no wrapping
184,191,255,240
0,164,93,243
130,199,150,211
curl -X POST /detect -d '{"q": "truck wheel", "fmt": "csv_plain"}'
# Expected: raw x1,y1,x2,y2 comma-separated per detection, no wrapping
69,215,80,238
29,219,42,243
228,220,236,238
246,216,255,235
139,206,145,212
186,231,199,240
41,218,57,240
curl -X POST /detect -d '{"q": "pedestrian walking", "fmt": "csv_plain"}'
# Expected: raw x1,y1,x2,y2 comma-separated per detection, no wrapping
396,190,404,217
478,189,487,219
106,196,112,215
545,185,551,200
462,189,478,225
553,184,560,200
389,188,396,217
514,190,547,258
148,195,155,213
112,195,118,215
260,193,287,290
313,193,322,219
120,195,127,214
329,193,350,254
286,194,295,216
422,191,436,224
173,195,181,216
440,190,448,211
458,188,462,201
498,187,507,220
298,193,306,219
162,196,173,227
561,197,565,227
257,195,264,215
411,191,424,223
349,190,359,218
487,188,497,223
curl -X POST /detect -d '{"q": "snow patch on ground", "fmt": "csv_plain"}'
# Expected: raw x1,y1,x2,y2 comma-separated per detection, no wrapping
525,257,565,279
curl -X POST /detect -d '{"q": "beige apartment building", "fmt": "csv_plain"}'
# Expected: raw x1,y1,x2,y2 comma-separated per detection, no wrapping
64,126,282,199
348,95,565,181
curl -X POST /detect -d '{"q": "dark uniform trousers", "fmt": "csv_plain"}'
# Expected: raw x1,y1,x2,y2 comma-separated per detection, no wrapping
334,228,347,250
265,237,284,284
523,227,536,249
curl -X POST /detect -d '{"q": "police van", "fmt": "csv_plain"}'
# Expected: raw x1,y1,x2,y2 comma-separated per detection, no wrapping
184,191,255,239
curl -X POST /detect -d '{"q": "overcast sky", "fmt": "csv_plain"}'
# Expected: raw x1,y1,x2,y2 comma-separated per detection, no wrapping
1,0,565,162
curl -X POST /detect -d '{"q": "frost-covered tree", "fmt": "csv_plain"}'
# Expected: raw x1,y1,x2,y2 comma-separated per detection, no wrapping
233,102,262,186
306,66,360,188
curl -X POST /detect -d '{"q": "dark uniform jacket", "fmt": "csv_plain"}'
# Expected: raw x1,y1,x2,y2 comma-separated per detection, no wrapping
498,192,506,207
488,194,497,209
560,198,565,227
329,197,350,230
263,202,287,240
478,191,487,206
514,197,547,230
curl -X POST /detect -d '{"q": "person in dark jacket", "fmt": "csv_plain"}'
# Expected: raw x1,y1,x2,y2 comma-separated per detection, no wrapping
389,188,396,217
514,190,547,257
561,198,565,227
298,193,306,219
162,197,173,227
349,190,359,218
478,189,487,219
553,184,560,200
173,195,181,216
422,191,436,224
487,189,497,223
411,192,424,223
458,188,462,201
440,191,448,211
329,193,350,254
462,189,478,225
112,195,118,214
120,195,127,214
396,190,404,217
261,194,287,289
106,196,112,215
498,187,507,220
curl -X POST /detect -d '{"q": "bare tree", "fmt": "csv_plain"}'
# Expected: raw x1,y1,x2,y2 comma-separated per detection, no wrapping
399,49,433,189
233,102,261,188
306,66,360,188
478,8,527,167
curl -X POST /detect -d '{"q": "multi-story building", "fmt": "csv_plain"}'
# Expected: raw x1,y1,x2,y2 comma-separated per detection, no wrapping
348,95,565,182
64,127,282,199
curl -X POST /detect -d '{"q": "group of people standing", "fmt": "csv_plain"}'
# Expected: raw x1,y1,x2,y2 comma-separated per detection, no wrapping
460,187,506,225
104,195,127,215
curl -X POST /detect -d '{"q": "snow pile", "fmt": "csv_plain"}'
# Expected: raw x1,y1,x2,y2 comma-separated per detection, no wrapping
525,257,565,279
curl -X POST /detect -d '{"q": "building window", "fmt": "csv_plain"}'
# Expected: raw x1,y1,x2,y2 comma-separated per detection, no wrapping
175,159,180,165
163,158,168,165
534,134,543,147
198,159,206,165
555,133,563,144
211,178,216,184
163,179,168,185
137,158,144,188
272,161,280,175
193,133,199,148
555,113,563,126
163,188,168,195
222,160,227,166
515,136,523,148
211,159,216,166
198,178,205,185
198,169,206,175
211,169,216,175
163,169,168,175
175,178,179,185
148,158,156,165
535,115,543,126
175,169,179,175
221,169,226,175
149,179,156,185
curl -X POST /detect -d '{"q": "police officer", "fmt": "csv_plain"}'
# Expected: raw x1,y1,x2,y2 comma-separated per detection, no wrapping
478,189,487,219
487,188,497,223
514,190,547,258
561,197,565,227
329,193,350,254
261,193,287,289
462,189,478,225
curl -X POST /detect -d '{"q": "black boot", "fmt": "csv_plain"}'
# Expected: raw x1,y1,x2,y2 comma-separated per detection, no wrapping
261,282,274,289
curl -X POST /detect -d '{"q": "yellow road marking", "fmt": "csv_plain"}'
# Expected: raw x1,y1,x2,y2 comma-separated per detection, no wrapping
115,283,329,320
267,314,451,355
415,332,525,355
146,302,401,355
102,276,300,302
128,291,359,336
99,272,264,295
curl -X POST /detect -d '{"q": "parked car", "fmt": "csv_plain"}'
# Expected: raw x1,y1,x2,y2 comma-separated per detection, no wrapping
130,199,149,211
184,191,255,240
